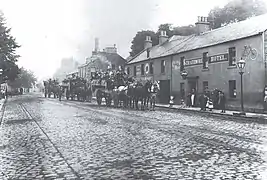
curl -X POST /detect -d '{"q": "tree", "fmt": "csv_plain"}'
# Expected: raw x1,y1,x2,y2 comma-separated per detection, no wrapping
129,24,196,57
172,25,196,36
208,0,267,29
129,30,158,57
8,68,37,89
0,11,20,82
157,23,173,37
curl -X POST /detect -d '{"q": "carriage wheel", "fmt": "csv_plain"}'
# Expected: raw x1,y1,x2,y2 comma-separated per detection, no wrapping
97,97,102,105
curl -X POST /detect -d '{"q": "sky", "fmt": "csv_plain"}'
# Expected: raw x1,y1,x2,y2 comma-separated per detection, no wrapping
0,0,249,80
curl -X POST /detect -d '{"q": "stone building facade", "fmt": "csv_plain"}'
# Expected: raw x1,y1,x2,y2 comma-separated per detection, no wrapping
126,14,267,110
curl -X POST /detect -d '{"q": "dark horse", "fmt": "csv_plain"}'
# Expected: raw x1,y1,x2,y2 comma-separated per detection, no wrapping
131,81,152,110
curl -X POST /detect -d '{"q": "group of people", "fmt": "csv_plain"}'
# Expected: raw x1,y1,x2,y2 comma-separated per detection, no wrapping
186,88,226,113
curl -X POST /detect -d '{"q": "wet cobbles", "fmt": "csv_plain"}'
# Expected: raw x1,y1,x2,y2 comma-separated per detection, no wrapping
2,95,267,179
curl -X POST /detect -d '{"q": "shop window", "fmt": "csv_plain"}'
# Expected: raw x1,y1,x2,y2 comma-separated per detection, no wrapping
180,56,185,71
161,60,166,73
180,82,185,100
134,66,137,76
141,64,145,75
203,81,208,91
203,52,208,69
229,47,236,66
127,67,130,75
229,80,236,98
149,62,154,74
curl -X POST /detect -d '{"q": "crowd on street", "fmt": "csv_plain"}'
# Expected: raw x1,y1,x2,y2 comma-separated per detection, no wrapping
185,89,226,113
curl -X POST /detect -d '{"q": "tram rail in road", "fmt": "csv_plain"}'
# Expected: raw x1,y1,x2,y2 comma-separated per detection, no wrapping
18,103,82,180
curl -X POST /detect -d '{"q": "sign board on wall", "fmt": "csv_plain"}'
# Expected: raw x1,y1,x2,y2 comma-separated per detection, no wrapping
209,53,228,63
184,58,203,66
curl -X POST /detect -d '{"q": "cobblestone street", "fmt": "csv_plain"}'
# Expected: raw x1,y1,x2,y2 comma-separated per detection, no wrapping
0,94,267,179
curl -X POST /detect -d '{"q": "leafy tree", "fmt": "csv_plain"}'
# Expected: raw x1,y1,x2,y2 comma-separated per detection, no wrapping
172,25,196,36
0,11,20,81
129,30,158,57
157,23,173,37
9,68,37,89
129,24,196,57
208,0,267,29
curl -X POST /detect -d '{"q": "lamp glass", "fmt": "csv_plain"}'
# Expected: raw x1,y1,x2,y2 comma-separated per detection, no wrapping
237,59,246,71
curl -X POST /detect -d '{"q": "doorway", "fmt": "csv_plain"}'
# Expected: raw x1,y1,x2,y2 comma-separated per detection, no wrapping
159,80,170,104
188,79,198,94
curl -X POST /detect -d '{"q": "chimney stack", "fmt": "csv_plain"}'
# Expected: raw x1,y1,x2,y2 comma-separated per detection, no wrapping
195,16,210,35
144,36,152,49
159,30,168,44
94,38,99,52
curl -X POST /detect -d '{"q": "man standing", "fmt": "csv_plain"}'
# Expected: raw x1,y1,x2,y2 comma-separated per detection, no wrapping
263,86,267,111
191,89,197,107
218,91,226,113
58,86,63,101
199,93,207,111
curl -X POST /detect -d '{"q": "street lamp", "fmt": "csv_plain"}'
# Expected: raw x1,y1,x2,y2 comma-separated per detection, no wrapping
180,69,188,80
237,58,246,115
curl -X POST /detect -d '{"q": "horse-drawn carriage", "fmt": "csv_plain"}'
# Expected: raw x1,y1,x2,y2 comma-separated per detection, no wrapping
91,69,160,110
62,76,91,102
43,79,61,98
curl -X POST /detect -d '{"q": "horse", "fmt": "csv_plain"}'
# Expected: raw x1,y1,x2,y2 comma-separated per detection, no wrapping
132,81,152,110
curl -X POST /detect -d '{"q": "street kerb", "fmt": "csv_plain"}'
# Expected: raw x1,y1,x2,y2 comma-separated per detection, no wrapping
155,105,267,124
0,98,7,126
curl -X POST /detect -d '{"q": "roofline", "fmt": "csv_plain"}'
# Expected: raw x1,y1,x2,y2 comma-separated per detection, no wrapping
127,33,263,65
97,51,127,61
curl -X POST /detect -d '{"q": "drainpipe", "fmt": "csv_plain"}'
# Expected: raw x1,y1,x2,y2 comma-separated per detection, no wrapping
151,58,155,83
170,56,173,98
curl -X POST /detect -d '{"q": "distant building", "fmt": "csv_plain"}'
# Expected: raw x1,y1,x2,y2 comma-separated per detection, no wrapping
53,57,80,82
77,38,126,85
126,14,267,110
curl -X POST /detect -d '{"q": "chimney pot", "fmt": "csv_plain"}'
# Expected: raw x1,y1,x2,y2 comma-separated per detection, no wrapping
195,16,210,35
159,30,168,44
144,36,152,49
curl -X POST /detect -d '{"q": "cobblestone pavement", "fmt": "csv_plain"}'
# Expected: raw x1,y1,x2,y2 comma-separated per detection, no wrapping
1,94,267,179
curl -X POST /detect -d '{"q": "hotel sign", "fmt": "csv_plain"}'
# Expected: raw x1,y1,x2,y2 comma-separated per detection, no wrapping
184,58,203,66
172,53,230,70
209,54,228,63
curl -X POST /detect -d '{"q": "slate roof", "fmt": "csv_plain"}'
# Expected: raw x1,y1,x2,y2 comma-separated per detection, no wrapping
98,52,127,63
78,52,126,68
128,13,267,64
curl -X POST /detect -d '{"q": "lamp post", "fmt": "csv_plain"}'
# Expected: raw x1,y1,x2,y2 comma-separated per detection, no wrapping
237,58,246,115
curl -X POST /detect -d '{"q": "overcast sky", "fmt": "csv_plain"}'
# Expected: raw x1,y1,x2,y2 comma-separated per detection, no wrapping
0,0,255,80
